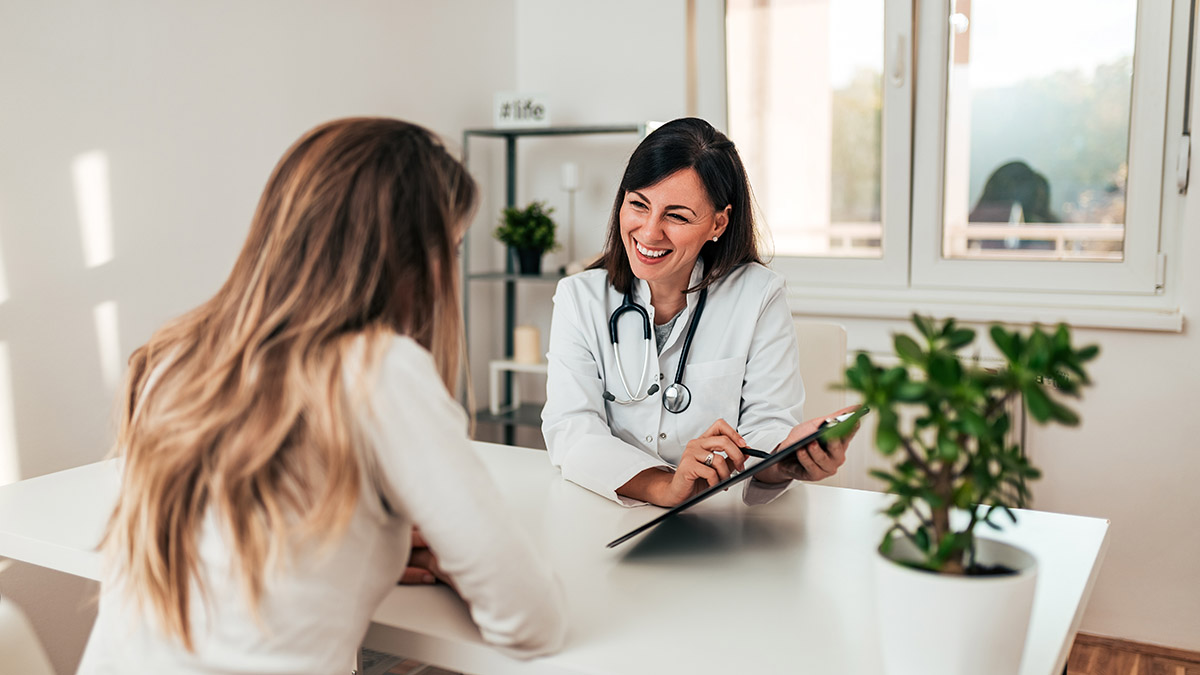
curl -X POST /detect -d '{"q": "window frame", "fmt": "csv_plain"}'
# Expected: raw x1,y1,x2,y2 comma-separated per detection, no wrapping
706,0,1191,331
910,0,1172,296
762,0,914,290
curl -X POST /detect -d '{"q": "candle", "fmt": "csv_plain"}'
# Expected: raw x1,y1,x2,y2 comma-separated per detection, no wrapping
513,325,541,364
561,162,579,191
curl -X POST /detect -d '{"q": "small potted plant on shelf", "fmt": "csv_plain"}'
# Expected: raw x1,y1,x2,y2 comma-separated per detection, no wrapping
494,201,559,275
830,314,1098,675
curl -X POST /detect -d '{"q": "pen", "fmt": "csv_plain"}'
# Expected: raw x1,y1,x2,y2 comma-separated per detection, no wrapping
738,447,771,459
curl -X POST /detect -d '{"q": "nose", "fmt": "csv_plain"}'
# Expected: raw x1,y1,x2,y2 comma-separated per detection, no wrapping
640,210,667,242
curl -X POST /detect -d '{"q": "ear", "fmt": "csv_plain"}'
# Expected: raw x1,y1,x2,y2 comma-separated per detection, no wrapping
712,205,732,239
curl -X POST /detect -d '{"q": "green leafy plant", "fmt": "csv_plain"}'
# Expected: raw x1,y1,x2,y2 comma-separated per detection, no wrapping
493,201,559,253
830,314,1099,575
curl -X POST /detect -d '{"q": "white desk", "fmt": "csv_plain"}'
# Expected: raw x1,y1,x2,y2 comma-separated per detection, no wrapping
0,442,1108,675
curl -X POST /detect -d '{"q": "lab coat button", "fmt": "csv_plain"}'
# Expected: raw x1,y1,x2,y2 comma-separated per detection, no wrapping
645,435,653,443
659,432,667,439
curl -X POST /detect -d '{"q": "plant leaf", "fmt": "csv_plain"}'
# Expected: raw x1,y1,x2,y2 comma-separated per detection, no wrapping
894,334,924,363
876,425,901,455
1050,400,1080,426
895,381,927,402
959,408,989,437
946,328,976,350
937,434,959,462
915,526,931,552
913,314,936,340
991,325,1018,361
1023,383,1053,423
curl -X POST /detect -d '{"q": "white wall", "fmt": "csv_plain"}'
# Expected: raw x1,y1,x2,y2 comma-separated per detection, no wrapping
507,0,1200,653
0,1,515,671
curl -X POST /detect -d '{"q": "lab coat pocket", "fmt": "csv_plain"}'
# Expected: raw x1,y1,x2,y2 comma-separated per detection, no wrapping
679,356,746,430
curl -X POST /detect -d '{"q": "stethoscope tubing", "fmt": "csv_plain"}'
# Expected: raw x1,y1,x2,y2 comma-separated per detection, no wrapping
608,294,656,403
606,287,707,413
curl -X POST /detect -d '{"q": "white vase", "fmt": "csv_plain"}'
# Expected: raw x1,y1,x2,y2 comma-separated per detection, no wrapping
875,536,1038,675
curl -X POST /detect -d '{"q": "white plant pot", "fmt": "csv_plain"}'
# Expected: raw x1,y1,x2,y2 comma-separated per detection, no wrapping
875,536,1038,675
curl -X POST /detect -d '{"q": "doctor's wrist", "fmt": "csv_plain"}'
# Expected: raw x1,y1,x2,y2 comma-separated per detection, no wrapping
618,466,675,506
752,464,791,486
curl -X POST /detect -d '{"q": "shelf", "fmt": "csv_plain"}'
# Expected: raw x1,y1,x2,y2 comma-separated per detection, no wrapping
475,403,544,428
467,271,565,283
490,359,548,375
461,123,644,443
464,124,644,138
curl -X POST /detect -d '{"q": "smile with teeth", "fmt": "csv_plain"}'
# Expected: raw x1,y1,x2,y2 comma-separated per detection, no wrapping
635,241,672,258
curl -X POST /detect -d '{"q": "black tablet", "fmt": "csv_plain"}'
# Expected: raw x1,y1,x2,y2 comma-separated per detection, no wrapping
606,408,868,548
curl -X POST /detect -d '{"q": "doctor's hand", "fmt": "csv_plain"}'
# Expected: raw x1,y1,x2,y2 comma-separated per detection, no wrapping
754,405,861,485
659,419,750,506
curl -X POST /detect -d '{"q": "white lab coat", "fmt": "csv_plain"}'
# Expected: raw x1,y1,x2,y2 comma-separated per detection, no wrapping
542,260,805,506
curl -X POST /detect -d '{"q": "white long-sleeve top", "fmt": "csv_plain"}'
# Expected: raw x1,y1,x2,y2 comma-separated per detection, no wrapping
541,261,805,506
78,336,566,675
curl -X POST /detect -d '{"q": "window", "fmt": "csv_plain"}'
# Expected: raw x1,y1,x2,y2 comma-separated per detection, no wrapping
727,0,885,259
722,0,1189,322
941,1,1136,263
726,0,912,288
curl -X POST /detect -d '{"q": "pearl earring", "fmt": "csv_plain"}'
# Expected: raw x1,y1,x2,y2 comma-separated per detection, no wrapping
712,236,719,243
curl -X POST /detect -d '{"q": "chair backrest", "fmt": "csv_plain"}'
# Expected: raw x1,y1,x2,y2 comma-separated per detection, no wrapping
793,320,847,421
0,594,56,675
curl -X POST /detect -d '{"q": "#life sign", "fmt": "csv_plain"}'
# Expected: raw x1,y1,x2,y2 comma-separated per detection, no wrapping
494,92,550,128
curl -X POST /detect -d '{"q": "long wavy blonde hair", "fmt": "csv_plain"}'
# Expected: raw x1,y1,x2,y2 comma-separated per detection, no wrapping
100,118,477,649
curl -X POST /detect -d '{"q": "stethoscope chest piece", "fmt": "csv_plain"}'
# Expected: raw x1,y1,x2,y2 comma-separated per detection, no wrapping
661,382,691,413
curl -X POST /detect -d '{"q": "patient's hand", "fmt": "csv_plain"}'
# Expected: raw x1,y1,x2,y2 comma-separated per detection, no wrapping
398,527,451,587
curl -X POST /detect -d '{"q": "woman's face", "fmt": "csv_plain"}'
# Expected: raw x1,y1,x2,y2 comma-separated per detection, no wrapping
619,168,730,290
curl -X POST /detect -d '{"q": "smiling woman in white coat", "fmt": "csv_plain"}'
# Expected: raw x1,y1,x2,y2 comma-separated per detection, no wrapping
542,118,858,508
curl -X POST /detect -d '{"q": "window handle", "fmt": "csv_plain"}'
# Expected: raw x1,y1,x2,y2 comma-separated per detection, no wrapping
890,34,907,87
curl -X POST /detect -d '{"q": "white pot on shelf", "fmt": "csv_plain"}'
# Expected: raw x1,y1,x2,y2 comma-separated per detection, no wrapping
875,536,1038,675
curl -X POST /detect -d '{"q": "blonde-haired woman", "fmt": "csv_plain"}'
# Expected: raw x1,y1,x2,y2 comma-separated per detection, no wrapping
77,118,566,673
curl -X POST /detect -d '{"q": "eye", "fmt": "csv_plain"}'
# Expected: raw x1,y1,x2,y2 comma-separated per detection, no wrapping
667,213,689,223
629,199,649,211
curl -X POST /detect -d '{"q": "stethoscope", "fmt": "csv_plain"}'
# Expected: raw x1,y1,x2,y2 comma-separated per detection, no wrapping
602,287,707,413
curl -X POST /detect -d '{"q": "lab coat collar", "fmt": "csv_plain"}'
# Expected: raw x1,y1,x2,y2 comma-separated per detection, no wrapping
632,258,706,315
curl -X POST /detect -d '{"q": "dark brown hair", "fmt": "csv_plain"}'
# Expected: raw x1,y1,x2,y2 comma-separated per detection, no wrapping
592,117,762,294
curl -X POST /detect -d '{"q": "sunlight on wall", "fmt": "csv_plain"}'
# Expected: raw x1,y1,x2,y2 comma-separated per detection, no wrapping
93,301,120,391
0,343,19,485
71,151,115,268
0,206,9,305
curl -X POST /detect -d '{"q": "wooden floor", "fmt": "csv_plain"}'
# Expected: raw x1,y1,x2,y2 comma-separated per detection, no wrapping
1068,634,1200,675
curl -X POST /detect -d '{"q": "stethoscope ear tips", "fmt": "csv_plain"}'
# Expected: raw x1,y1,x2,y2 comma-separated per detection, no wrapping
602,391,616,402
647,384,660,395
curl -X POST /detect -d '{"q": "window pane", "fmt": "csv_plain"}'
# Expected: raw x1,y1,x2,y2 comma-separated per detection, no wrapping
726,0,885,258
942,0,1136,261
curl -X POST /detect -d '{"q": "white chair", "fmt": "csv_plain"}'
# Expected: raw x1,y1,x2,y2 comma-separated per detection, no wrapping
794,320,873,489
0,593,56,675
793,319,848,420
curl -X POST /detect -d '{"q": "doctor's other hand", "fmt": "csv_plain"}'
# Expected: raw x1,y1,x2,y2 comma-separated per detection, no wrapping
754,405,861,485
659,419,749,506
